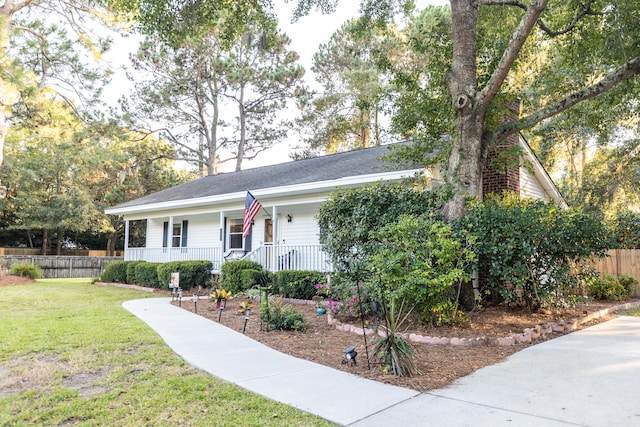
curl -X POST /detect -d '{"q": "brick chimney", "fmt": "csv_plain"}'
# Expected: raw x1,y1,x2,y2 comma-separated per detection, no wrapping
482,98,521,198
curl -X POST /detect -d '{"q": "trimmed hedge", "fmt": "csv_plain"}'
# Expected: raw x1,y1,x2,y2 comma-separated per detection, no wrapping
126,261,145,284
220,260,264,293
273,270,326,300
157,260,213,291
134,262,162,287
100,260,128,283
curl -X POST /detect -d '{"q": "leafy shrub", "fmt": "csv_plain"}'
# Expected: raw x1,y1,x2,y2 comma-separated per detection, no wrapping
588,275,629,301
318,182,447,271
273,270,326,300
126,261,145,284
134,262,161,288
157,261,213,290
326,274,368,318
618,274,638,297
9,262,42,279
368,215,475,326
260,300,306,331
100,261,128,283
462,194,612,311
220,260,263,293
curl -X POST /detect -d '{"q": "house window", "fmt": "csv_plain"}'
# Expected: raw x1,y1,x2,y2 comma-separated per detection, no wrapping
163,220,188,248
172,223,182,247
228,219,244,249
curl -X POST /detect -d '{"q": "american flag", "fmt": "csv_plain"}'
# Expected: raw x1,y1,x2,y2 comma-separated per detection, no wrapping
243,191,262,238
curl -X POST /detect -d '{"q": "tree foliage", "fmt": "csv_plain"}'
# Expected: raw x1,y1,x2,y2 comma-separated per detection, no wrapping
291,0,640,220
294,18,397,157
125,15,305,173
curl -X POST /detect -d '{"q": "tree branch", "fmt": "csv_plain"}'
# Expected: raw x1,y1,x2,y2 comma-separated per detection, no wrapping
492,56,640,143
481,0,602,37
478,0,548,112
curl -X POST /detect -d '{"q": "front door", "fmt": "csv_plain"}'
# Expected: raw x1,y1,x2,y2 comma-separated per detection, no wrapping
264,219,273,269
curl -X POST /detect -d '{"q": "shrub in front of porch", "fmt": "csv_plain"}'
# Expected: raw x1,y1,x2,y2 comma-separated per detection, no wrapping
157,261,213,290
100,260,128,283
273,270,327,300
220,260,264,293
126,261,145,284
135,262,162,288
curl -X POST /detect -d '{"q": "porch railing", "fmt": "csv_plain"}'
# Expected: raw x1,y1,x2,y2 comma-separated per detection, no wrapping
246,244,332,273
124,244,331,273
125,247,222,271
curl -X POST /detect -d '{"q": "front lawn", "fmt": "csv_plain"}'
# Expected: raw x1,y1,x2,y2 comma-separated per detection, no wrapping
0,279,330,426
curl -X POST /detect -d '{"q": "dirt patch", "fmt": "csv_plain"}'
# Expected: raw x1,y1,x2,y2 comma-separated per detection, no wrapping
0,275,36,287
170,294,633,392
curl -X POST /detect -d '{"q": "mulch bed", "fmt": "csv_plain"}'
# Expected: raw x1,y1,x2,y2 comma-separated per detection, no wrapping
168,291,635,392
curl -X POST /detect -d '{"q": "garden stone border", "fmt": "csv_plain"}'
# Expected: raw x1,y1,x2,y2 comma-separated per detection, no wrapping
324,300,640,347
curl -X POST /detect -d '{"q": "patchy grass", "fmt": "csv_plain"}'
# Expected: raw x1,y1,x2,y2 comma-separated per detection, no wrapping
616,306,640,317
0,279,331,426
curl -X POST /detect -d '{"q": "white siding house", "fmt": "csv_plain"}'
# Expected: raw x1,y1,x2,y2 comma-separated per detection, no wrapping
105,140,563,273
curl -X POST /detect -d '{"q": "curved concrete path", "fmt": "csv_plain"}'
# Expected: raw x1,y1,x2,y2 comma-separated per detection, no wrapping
124,298,640,426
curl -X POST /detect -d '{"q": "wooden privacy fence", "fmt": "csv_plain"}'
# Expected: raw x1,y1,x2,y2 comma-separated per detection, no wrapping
591,249,640,281
0,247,123,256
0,256,123,279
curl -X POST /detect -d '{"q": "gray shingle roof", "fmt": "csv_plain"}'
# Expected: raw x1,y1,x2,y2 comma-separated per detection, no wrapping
108,142,417,211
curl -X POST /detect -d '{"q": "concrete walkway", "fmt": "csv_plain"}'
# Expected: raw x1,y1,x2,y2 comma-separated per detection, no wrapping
123,298,640,427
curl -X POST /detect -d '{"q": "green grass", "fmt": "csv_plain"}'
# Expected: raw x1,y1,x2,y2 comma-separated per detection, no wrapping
616,306,640,317
0,279,332,426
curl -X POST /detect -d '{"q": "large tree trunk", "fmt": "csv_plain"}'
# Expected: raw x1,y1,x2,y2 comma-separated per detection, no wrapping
442,0,482,221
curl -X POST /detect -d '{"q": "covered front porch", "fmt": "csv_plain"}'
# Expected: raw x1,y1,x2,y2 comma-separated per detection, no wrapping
124,244,332,274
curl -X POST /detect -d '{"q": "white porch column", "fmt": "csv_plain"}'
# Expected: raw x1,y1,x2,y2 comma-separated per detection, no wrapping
168,216,174,248
272,206,278,272
219,211,225,271
123,219,130,260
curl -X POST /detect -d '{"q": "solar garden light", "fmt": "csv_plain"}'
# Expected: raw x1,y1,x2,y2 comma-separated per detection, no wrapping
178,288,183,307
217,298,227,322
242,307,251,334
192,294,198,313
342,345,358,366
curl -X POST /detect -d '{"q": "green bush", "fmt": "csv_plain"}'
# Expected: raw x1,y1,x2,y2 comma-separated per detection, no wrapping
462,194,612,311
157,261,213,290
220,260,263,294
318,182,447,271
273,270,326,300
9,262,42,279
126,261,145,284
240,269,270,291
260,300,306,331
618,274,638,297
100,260,128,283
587,275,629,301
135,262,162,288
